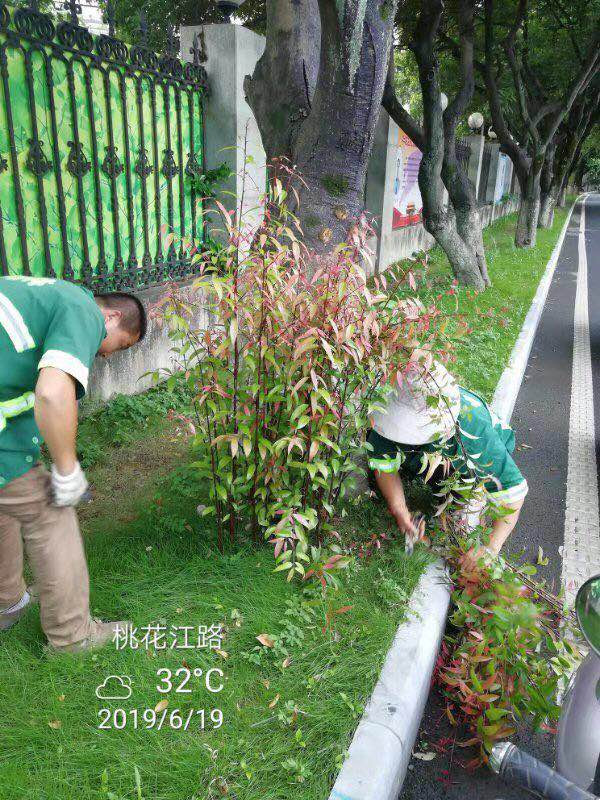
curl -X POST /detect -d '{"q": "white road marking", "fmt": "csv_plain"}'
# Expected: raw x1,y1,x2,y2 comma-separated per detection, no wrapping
562,196,600,606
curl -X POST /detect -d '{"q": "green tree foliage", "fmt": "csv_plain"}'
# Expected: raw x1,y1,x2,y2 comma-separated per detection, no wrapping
473,0,599,245
109,0,266,49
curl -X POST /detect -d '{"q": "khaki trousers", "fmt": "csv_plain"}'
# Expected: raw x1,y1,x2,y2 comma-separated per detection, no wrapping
0,463,93,647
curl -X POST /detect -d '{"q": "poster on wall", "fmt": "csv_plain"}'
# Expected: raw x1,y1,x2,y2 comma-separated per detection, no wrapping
392,128,423,229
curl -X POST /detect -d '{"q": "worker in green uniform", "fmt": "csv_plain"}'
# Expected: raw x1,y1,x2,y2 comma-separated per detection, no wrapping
0,276,146,652
367,352,528,569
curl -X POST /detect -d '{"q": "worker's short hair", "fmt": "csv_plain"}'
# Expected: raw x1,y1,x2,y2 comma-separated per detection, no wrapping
94,291,147,341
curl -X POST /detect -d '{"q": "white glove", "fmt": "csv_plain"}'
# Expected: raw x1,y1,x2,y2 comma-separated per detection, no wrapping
51,461,89,507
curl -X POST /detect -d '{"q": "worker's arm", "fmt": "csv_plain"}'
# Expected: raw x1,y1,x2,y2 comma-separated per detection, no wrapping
373,469,423,537
461,497,524,571
35,367,88,506
35,367,78,474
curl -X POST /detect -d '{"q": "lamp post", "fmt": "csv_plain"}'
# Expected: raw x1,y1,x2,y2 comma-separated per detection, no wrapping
467,112,485,199
216,0,244,22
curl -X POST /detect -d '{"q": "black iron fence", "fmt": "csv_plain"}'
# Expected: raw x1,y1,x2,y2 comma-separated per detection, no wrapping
0,0,208,291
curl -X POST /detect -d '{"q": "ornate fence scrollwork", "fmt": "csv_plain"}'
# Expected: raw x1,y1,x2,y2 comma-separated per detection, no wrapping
66,140,91,177
101,145,124,178
0,0,208,290
161,149,178,180
26,139,52,176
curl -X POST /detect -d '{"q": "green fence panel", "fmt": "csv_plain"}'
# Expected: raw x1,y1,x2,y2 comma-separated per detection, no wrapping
0,2,208,291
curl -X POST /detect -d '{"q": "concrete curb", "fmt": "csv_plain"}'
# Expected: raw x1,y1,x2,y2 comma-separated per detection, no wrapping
491,196,583,423
328,560,451,800
328,198,581,800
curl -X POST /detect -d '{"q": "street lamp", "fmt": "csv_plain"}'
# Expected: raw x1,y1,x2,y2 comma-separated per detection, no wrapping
468,111,484,132
216,0,244,22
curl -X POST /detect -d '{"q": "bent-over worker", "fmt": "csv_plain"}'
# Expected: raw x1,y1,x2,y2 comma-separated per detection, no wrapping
367,354,528,569
0,276,146,652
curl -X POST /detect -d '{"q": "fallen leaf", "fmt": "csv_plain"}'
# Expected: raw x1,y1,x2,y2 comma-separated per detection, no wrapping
268,693,280,709
57,695,65,702
413,751,436,761
256,634,275,648
48,720,61,730
154,699,169,713
261,679,270,690
215,649,229,659
282,657,292,669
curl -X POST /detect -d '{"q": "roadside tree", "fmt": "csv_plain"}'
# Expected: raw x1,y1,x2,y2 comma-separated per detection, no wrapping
479,0,600,247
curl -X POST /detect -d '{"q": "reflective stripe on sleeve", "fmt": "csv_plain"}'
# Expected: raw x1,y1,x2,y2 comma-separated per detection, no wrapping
487,479,529,505
0,391,35,432
368,453,404,473
38,349,89,390
0,292,35,352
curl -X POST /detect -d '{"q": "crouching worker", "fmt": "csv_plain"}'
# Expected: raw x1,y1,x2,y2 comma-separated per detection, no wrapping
0,276,146,652
367,352,528,570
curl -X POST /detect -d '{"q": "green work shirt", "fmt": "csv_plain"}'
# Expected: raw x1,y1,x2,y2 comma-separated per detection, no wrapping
0,276,106,487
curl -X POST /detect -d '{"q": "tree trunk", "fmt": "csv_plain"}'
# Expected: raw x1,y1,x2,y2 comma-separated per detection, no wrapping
244,0,320,168
245,0,397,254
291,0,396,251
442,144,490,286
538,141,556,229
538,189,557,228
411,0,486,290
515,171,541,247
558,184,567,207
454,203,490,285
423,200,487,288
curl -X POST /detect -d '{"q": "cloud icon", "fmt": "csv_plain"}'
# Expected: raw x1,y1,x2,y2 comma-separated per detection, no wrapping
95,675,133,701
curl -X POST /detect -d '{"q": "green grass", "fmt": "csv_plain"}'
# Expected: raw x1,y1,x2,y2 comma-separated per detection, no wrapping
0,200,574,800
77,377,194,470
391,200,575,399
0,416,430,800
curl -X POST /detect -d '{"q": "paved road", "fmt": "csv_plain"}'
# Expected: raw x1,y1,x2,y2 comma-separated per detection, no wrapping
400,195,600,800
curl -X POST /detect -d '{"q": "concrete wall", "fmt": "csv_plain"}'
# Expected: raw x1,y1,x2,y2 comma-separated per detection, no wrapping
179,24,266,245
365,111,518,275
87,282,209,406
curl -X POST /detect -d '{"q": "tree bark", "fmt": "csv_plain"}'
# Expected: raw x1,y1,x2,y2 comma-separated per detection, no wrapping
558,184,567,207
538,140,557,228
539,91,599,227
481,0,600,248
515,166,542,247
538,189,556,228
386,0,488,289
245,0,397,253
244,0,320,168
292,0,396,251
442,0,490,286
